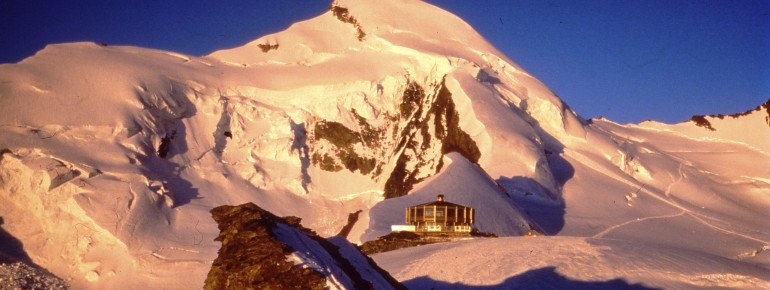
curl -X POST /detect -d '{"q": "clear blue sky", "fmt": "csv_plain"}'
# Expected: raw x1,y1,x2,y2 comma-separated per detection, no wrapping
1,0,768,124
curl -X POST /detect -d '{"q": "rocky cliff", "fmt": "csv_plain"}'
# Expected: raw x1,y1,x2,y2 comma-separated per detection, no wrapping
205,203,403,290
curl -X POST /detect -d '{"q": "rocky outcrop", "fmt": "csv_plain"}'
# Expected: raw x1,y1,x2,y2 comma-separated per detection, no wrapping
689,98,770,129
204,203,325,289
205,203,403,290
360,230,498,255
256,43,279,52
359,232,439,255
312,120,379,175
689,115,715,131
308,77,481,199
384,78,481,198
0,262,68,290
726,98,770,127
330,2,366,41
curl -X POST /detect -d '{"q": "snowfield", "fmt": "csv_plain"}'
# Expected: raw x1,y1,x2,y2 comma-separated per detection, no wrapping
373,236,770,289
0,0,767,288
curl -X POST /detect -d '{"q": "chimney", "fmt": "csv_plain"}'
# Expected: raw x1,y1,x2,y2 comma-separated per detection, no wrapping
437,194,444,202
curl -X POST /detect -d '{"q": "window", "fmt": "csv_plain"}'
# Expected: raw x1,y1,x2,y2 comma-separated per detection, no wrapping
426,225,442,232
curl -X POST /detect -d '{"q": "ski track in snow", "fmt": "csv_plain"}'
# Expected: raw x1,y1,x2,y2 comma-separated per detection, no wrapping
574,150,769,245
593,162,688,239
664,163,685,199
592,210,687,239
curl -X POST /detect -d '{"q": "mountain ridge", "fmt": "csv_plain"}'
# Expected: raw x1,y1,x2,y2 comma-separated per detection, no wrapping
0,0,767,288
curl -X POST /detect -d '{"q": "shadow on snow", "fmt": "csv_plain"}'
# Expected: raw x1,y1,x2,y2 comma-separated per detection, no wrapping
402,266,660,290
139,119,201,207
0,216,34,265
496,148,574,235
491,98,579,235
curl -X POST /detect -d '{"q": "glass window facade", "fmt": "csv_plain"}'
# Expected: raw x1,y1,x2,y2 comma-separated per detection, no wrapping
404,202,474,232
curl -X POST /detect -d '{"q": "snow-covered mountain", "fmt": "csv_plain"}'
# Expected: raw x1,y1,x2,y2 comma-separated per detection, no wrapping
0,0,767,288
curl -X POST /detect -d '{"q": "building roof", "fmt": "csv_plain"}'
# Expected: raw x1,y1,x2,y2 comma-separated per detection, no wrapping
409,200,465,208
409,195,472,209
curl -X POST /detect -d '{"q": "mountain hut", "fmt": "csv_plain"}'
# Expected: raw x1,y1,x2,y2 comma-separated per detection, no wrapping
391,195,474,234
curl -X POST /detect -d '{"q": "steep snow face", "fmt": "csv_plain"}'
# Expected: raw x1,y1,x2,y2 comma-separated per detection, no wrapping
0,0,767,288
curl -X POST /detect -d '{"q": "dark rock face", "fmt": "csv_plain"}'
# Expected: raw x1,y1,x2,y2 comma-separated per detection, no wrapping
689,98,770,129
205,204,327,290
723,98,770,120
359,232,438,255
205,203,403,290
765,100,770,127
383,78,481,198
308,76,481,199
360,230,497,255
0,262,68,290
312,120,379,175
432,80,481,163
729,98,770,127
689,115,715,131
330,2,366,41
157,131,175,158
256,43,279,52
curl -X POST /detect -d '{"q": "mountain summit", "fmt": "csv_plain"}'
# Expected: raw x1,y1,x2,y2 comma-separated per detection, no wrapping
0,0,767,288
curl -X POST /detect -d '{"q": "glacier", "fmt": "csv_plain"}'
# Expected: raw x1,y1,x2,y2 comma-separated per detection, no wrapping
0,0,768,288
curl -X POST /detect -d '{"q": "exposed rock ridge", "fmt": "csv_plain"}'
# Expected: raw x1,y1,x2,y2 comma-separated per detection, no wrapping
330,1,366,41
688,98,770,130
689,115,715,131
256,43,279,53
312,119,382,175
308,76,481,199
205,203,326,289
205,203,403,290
384,77,481,198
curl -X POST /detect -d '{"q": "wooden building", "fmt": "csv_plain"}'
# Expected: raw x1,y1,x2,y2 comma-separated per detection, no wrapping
394,195,474,234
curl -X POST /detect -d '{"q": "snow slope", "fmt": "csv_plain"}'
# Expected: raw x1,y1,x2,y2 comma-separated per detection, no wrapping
373,237,770,289
0,0,767,288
